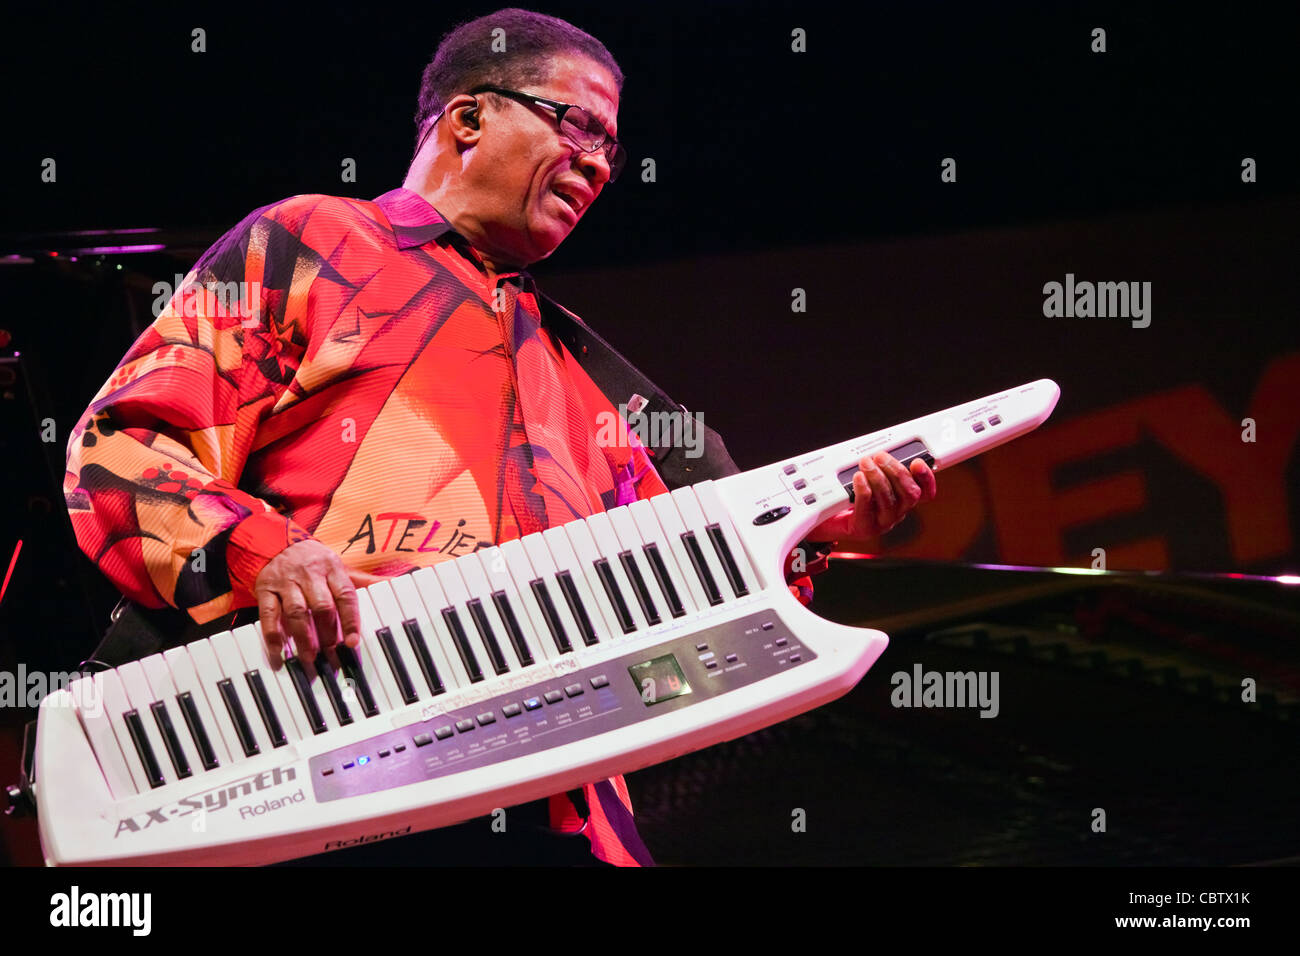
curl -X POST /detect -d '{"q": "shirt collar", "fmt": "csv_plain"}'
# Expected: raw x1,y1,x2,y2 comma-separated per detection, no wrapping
373,187,535,288
374,187,456,250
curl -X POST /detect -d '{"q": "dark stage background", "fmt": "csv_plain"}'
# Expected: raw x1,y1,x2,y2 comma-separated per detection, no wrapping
0,1,1297,870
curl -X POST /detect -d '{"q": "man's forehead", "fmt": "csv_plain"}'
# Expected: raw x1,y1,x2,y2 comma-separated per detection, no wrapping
543,54,619,134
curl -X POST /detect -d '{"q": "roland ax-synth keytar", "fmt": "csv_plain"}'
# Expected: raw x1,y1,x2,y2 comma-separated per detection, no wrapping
29,380,1060,865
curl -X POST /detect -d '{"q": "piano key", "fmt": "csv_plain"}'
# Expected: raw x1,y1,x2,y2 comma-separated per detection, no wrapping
183,641,248,761
230,625,307,742
174,691,221,771
94,671,151,792
216,679,260,757
164,645,235,767
433,562,498,680
607,508,677,622
583,513,653,631
554,521,628,638
314,656,354,725
117,662,181,786
122,709,166,789
149,700,193,778
493,541,566,663
490,588,534,666
691,483,761,594
457,552,530,670
540,526,612,643
70,674,138,798
669,487,733,604
348,589,400,714
368,579,440,701
648,494,716,609
284,656,329,735
140,654,210,775
409,568,477,685
555,570,600,646
530,576,573,653
628,499,698,615
210,632,274,756
389,574,459,695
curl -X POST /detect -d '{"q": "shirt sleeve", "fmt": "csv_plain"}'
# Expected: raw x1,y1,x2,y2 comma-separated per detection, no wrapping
63,200,315,626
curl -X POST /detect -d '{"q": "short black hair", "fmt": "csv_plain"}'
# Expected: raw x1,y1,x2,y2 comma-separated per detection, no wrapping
414,8,624,149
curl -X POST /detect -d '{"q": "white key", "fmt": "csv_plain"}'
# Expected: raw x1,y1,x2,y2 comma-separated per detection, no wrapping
494,540,566,663
476,546,545,669
560,520,631,638
608,505,694,620
645,495,712,610
209,631,274,757
692,482,763,593
433,561,497,682
70,674,137,798
521,533,586,654
349,588,399,714
457,552,528,670
670,487,739,604
184,640,247,761
409,567,476,686
366,579,435,704
584,512,653,631
163,645,234,767
116,661,182,787
138,654,205,778
94,669,151,792
231,625,306,742
390,573,463,695
541,525,614,644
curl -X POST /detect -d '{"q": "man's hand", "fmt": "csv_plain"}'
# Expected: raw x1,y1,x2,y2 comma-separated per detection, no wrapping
254,539,370,660
806,452,937,542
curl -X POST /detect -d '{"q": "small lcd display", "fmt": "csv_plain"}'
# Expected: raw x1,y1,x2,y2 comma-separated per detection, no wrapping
628,654,693,706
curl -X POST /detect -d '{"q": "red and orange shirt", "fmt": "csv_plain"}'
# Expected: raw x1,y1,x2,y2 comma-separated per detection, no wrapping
64,187,667,865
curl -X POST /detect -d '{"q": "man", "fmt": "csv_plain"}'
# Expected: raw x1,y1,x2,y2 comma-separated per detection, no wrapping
64,8,935,866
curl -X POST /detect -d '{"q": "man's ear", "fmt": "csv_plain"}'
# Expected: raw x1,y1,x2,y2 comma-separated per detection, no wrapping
444,94,483,145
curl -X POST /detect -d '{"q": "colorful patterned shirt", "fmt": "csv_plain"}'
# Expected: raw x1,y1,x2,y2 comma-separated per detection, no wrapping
64,187,665,865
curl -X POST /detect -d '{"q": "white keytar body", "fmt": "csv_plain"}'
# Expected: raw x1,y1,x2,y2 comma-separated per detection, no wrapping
34,379,1059,865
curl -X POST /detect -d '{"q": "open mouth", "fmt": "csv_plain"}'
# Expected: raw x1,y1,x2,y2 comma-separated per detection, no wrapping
551,187,583,214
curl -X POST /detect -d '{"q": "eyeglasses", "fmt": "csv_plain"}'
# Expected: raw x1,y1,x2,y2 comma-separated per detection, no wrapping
467,84,627,183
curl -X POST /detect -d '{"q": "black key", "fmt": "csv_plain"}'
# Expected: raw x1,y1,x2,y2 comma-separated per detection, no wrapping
149,700,193,779
402,618,446,696
466,599,509,675
442,607,485,682
681,531,724,605
285,658,328,734
244,671,288,747
529,579,573,653
555,571,599,646
216,679,260,757
337,644,379,717
706,523,750,597
176,691,220,770
593,559,636,634
376,626,418,705
315,658,354,725
643,544,686,618
491,591,534,667
124,709,166,788
619,550,661,625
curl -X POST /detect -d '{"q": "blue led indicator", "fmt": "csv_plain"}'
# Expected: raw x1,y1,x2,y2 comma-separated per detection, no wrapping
357,755,370,765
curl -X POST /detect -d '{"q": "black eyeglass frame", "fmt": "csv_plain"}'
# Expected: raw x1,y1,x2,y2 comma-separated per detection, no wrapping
465,84,627,183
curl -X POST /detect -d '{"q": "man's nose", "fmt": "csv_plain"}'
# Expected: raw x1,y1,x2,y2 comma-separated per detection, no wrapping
575,147,611,188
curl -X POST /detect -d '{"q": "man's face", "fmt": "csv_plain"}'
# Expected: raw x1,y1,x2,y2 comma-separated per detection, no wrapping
466,52,619,268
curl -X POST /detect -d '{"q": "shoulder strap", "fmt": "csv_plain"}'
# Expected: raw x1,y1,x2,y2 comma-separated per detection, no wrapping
537,294,740,489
